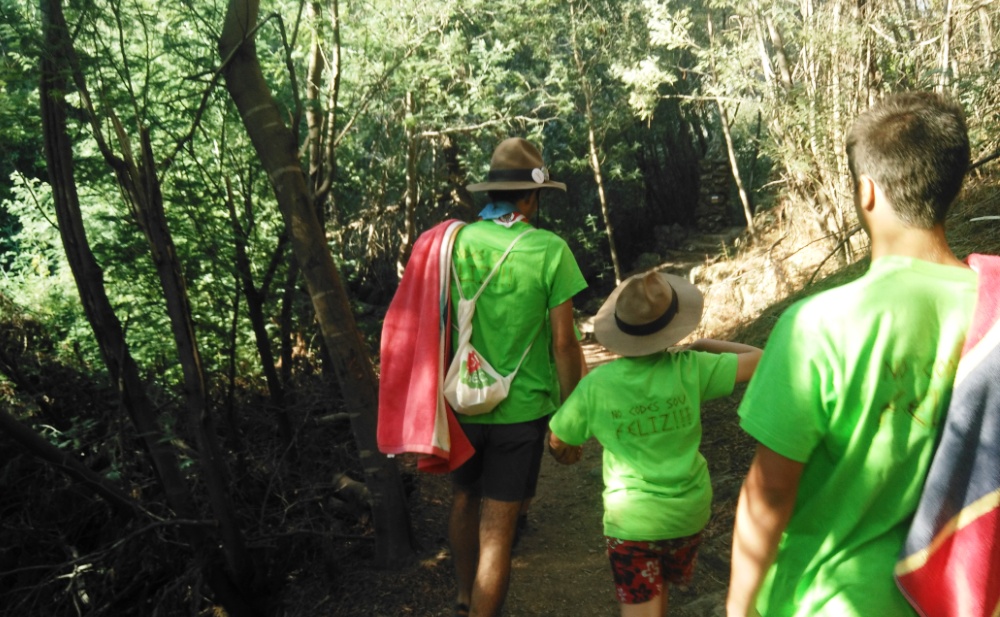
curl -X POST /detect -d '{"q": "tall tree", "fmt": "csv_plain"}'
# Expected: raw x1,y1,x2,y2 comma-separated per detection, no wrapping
218,0,415,567
39,1,260,614
567,0,625,283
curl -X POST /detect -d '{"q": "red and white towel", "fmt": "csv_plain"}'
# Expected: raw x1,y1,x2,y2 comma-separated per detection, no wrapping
377,220,474,473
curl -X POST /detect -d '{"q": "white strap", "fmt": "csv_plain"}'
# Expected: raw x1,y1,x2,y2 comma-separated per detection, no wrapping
452,228,535,302
450,227,540,380
506,318,544,379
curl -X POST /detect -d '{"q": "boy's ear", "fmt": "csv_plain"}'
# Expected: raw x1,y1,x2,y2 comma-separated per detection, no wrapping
856,175,877,214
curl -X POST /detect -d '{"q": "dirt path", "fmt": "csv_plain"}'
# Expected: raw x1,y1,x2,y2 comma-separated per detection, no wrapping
489,239,757,616
499,339,751,617
323,239,755,617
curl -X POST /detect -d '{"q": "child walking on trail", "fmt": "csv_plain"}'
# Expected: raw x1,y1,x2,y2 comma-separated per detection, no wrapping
548,270,761,617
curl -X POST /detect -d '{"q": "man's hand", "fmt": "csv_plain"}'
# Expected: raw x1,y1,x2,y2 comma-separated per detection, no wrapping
547,432,582,465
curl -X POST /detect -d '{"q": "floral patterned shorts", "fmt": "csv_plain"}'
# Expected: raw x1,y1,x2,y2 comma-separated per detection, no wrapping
605,533,702,604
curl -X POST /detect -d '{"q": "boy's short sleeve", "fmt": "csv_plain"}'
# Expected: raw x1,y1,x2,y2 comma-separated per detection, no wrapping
738,306,828,463
548,379,593,446
694,351,739,401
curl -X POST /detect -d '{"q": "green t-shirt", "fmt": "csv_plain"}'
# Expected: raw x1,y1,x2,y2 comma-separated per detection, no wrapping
739,256,978,617
549,350,738,540
451,220,586,424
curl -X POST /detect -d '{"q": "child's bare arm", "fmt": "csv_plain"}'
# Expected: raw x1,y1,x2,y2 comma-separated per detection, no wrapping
687,338,762,384
548,432,583,465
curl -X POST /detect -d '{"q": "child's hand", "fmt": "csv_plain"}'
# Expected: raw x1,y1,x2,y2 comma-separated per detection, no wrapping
552,443,582,465
548,433,583,465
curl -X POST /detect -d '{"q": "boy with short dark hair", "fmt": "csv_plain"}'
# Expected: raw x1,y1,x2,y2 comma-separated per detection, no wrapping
727,92,978,617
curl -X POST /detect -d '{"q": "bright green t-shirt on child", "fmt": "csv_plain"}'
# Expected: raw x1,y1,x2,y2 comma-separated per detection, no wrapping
739,256,977,617
549,350,738,540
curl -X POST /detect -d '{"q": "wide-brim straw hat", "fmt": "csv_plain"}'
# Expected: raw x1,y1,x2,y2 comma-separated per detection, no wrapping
467,137,567,192
593,271,704,357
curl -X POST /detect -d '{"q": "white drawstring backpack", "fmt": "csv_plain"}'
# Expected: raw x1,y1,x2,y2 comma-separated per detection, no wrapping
443,228,539,415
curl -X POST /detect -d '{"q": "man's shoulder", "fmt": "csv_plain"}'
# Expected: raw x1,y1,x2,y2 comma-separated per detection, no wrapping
523,225,570,247
790,257,977,317
455,221,566,244
777,266,889,324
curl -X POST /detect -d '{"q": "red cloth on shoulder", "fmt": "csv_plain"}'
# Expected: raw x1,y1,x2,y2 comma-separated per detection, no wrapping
377,220,474,473
895,254,1000,617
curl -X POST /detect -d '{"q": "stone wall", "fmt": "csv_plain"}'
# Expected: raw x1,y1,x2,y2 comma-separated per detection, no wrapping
695,158,732,232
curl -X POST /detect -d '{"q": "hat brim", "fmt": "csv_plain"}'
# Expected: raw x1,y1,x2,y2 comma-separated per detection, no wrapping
467,179,567,192
593,271,704,357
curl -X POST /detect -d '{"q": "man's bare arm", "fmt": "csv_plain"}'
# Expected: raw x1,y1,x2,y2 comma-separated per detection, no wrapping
550,299,583,403
727,444,804,617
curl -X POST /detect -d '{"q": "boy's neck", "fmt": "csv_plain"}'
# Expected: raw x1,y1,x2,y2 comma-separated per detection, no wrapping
858,178,968,269
870,224,968,269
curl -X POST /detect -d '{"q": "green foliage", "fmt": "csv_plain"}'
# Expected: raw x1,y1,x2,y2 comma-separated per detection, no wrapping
0,2,44,258
0,0,997,612
2,0,992,408
0,175,95,365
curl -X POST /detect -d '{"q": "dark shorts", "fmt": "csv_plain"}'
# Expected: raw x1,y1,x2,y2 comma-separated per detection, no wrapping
605,533,702,605
450,415,549,502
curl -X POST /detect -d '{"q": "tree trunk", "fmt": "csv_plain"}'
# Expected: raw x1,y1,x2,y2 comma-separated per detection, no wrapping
717,101,756,236
225,179,293,449
586,120,621,283
763,10,794,92
938,0,954,92
569,0,622,283
707,14,755,236
40,4,262,615
306,0,326,197
40,0,198,530
280,259,299,389
112,125,255,591
398,90,419,278
219,0,415,567
225,272,251,471
0,406,139,517
979,6,994,57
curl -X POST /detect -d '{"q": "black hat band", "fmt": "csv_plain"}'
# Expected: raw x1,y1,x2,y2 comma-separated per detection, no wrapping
487,167,549,184
614,284,679,336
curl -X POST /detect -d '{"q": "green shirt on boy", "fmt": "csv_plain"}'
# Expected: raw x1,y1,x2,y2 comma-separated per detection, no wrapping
739,256,977,616
549,350,738,540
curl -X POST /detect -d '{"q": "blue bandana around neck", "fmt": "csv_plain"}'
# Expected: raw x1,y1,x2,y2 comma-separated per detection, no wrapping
478,201,518,220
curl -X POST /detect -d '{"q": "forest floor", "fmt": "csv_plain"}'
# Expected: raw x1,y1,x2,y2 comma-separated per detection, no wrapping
303,229,775,617
323,369,755,617
302,182,1000,617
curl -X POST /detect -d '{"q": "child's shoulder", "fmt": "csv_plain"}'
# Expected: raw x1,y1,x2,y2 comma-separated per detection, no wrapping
593,352,677,376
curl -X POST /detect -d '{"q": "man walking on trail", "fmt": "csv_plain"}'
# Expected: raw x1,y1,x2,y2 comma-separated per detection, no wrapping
449,137,586,617
726,92,978,616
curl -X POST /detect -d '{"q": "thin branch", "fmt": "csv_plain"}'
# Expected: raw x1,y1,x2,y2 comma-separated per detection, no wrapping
272,12,304,141
659,93,749,104
417,116,556,138
164,13,282,170
0,519,214,579
971,147,1000,170
807,225,864,287
12,170,58,229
